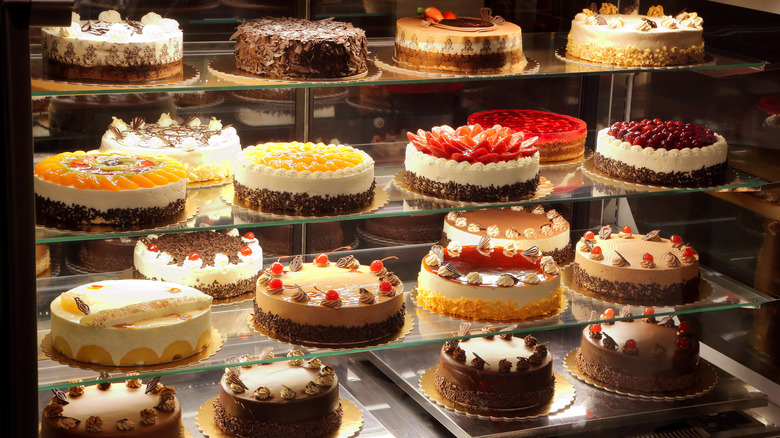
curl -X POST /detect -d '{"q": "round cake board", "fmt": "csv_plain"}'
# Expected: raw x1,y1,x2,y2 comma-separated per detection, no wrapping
411,287,569,326
563,348,718,400
210,290,255,307
373,47,540,77
208,55,382,85
39,424,194,437
36,196,198,234
419,366,575,421
581,157,742,192
392,171,553,206
221,184,389,219
540,150,590,168
31,61,200,92
248,305,415,350
555,47,716,71
41,328,223,372
196,395,363,438
187,175,233,189
566,269,714,309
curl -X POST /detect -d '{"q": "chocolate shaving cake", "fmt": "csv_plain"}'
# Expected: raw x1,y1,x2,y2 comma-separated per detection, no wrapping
231,17,368,79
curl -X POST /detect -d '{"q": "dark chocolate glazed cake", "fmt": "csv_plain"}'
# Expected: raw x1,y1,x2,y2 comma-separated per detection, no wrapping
435,325,555,410
231,17,368,79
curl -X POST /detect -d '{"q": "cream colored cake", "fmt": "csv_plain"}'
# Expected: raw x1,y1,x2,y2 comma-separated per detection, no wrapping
416,239,563,321
566,4,705,67
49,279,212,366
41,11,183,81
101,114,241,184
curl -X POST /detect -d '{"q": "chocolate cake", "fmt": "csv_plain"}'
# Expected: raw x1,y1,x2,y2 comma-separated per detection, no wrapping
231,17,368,79
435,324,554,409
76,237,137,272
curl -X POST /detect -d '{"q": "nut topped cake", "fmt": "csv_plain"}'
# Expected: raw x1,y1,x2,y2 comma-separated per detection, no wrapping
435,324,554,409
101,113,241,184
404,124,540,202
572,226,700,305
41,11,183,81
214,348,342,438
577,307,700,392
416,239,563,322
134,229,263,299
595,119,728,187
234,142,376,216
566,3,705,67
40,375,183,437
442,206,573,265
253,249,405,345
231,17,368,79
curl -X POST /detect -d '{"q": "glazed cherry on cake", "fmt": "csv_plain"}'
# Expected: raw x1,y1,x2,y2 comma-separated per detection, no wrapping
607,119,717,150
406,124,539,164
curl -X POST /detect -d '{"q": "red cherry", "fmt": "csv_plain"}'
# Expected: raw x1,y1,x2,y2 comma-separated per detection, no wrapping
270,261,284,274
670,235,682,244
147,243,159,252
379,281,393,292
370,260,383,272
325,290,339,301
603,308,614,318
621,226,631,233
243,232,255,240
584,231,595,240
678,321,690,332
188,252,199,261
643,308,655,315
240,246,252,256
590,246,602,255
676,337,689,348
624,339,637,349
268,278,283,290
643,253,654,262
315,253,329,264
682,247,694,258
591,324,602,333
139,159,155,167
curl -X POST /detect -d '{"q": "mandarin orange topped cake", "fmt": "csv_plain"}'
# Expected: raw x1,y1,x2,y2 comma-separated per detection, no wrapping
234,141,375,215
34,150,187,229
416,238,563,322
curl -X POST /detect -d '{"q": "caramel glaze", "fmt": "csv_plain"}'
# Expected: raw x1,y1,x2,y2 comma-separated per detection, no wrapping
579,320,699,378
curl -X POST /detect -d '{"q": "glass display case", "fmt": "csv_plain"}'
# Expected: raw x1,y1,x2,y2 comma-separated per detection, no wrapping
3,0,779,436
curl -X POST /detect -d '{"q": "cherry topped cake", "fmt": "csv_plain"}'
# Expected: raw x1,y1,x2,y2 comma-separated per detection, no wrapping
468,109,587,163
595,119,728,187
404,124,540,202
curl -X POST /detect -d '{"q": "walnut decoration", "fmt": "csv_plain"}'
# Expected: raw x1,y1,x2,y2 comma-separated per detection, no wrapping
254,387,272,400
140,408,157,425
57,417,79,430
116,418,135,431
85,416,103,432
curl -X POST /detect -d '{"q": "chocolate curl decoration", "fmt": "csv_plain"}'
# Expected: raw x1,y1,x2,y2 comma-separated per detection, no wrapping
52,388,69,405
520,245,541,257
614,250,630,266
108,126,124,140
144,376,160,394
659,315,676,328
182,114,198,126
74,296,90,315
599,225,612,240
288,255,303,272
131,116,145,129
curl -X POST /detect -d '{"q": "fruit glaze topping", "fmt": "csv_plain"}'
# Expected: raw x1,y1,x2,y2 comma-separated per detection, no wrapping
608,119,717,150
407,124,538,164
468,110,587,143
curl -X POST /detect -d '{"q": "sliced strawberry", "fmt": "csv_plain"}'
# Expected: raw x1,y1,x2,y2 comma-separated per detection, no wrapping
478,152,500,164
407,131,424,144
473,139,491,151
492,139,507,154
425,131,442,148
428,145,448,158
470,124,483,136
461,135,477,147
439,125,455,134
451,137,471,150
521,136,539,148
441,141,462,156
449,153,468,162
416,144,431,154
499,151,522,161
471,147,489,158
424,6,444,22
455,125,471,137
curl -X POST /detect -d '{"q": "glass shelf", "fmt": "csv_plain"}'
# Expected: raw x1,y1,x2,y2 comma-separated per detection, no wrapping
29,33,767,97
34,157,770,244
35,241,776,391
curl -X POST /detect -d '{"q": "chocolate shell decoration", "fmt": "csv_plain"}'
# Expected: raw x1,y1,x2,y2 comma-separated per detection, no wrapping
144,375,160,394
288,255,303,272
476,236,491,251
227,373,248,392
619,306,633,320
599,225,612,240
516,357,530,370
641,17,658,28
74,296,90,315
521,245,541,257
642,230,661,241
471,352,487,369
621,3,638,14
108,126,124,140
659,315,676,328
524,334,538,347
430,245,445,263
602,333,618,350
52,388,69,405
131,116,145,130
336,255,359,269
613,250,630,267
498,359,512,372
443,263,463,278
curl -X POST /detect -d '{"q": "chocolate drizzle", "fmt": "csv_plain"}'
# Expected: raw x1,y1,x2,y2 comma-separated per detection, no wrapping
288,255,303,272
74,296,90,315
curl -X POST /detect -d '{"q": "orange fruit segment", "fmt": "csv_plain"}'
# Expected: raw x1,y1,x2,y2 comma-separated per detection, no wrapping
243,141,368,172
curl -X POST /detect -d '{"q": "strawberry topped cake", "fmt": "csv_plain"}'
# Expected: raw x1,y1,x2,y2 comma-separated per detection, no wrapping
595,119,728,187
404,124,540,202
468,109,586,163
34,150,187,229
234,142,375,215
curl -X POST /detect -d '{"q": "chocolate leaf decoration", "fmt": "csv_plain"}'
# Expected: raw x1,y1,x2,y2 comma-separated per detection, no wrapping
289,255,303,272
599,225,612,240
183,114,198,125
74,296,90,315
145,376,160,394
226,373,248,390
471,352,487,369
443,263,462,278
614,250,630,266
430,245,444,262
642,230,661,241
642,17,658,28
52,388,69,405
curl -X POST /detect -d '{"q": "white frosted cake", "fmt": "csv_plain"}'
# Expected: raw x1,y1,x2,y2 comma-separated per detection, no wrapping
101,114,241,184
41,11,183,81
49,279,213,366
